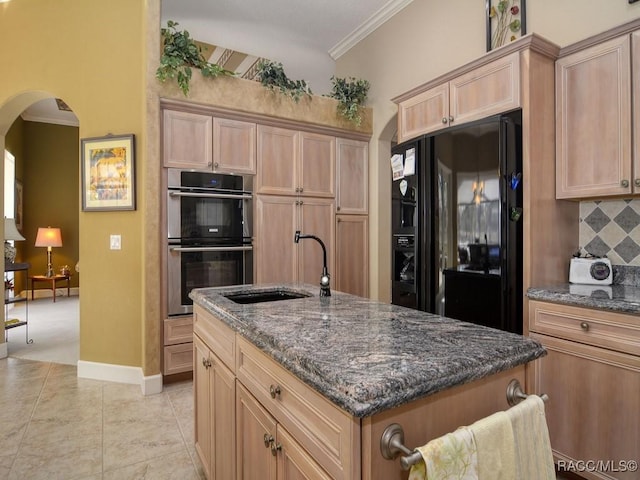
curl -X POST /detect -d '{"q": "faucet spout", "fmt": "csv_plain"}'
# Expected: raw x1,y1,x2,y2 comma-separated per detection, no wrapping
293,230,331,296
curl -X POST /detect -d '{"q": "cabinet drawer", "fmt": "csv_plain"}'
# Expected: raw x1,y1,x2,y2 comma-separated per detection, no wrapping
164,343,193,375
236,337,359,480
193,305,236,372
163,316,193,345
529,300,640,355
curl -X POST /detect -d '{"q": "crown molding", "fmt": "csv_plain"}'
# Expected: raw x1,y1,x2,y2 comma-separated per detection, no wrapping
329,0,414,60
20,113,79,127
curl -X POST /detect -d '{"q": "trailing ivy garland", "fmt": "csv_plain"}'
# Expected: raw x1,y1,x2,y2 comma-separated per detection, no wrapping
326,76,370,127
157,22,369,125
156,20,234,96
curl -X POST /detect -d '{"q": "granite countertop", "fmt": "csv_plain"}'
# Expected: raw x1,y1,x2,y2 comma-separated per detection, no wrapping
527,284,640,315
190,284,545,418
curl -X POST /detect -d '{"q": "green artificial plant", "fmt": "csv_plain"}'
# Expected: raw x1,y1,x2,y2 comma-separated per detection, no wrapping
327,76,370,127
156,20,234,96
256,60,313,102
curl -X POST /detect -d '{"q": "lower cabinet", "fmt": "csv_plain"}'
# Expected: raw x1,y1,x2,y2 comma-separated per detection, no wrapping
194,334,236,480
529,300,640,480
237,383,331,480
335,215,368,297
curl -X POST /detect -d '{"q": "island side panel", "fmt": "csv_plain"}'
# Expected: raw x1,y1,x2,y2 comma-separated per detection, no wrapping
361,365,526,479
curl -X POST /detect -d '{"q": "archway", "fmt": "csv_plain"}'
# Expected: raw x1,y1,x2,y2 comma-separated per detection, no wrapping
0,91,80,362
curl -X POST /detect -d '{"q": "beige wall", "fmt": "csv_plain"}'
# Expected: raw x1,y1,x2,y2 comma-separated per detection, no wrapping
0,0,153,372
335,0,640,302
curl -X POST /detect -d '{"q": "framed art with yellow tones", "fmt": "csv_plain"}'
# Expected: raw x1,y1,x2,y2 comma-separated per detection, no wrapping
81,134,136,211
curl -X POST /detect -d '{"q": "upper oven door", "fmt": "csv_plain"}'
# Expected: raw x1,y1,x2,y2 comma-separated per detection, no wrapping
167,189,253,243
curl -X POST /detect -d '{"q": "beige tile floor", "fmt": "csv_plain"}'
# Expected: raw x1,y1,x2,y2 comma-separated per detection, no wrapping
0,357,204,480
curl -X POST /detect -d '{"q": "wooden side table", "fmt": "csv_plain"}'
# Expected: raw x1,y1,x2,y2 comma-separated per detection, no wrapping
29,274,71,302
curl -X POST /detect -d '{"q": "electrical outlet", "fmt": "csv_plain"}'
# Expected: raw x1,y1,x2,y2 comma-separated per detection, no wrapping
110,234,121,250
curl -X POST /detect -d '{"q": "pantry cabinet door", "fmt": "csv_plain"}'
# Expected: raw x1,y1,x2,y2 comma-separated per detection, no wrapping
257,125,299,196
298,198,335,286
299,132,335,198
163,110,213,169
213,117,256,174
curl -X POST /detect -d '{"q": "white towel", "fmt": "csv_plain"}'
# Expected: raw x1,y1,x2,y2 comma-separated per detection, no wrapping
506,395,555,480
408,427,478,480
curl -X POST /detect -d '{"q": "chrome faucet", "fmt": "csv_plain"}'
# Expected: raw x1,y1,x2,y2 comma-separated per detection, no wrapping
294,231,331,297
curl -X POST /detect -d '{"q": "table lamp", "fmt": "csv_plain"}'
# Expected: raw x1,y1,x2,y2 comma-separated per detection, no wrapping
4,217,25,264
35,226,62,277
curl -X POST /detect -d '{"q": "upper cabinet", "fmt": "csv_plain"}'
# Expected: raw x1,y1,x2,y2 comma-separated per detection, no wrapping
163,109,256,174
396,52,520,142
336,138,368,214
556,34,634,199
257,126,335,197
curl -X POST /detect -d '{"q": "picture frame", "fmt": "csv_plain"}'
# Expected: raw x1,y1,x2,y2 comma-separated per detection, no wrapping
486,0,527,52
81,134,136,211
15,180,23,231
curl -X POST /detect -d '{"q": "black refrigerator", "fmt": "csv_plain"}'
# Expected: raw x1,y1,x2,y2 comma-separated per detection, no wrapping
391,110,523,334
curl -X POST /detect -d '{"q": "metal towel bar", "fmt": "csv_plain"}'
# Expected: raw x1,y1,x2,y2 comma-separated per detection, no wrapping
380,379,548,470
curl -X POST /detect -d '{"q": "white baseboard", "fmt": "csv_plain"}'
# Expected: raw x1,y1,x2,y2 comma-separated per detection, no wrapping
0,342,7,359
77,360,163,395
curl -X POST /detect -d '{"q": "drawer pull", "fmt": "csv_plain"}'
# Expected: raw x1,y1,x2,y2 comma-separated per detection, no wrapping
580,322,590,332
271,442,282,456
264,434,274,448
202,357,212,369
269,384,282,398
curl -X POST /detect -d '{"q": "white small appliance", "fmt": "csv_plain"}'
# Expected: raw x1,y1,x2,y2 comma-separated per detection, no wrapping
569,257,613,285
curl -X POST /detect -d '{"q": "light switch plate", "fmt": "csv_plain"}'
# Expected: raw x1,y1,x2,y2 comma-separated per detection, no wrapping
110,234,121,250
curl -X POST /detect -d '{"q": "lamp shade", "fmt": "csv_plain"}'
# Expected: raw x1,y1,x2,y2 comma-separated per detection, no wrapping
35,227,63,247
4,217,25,241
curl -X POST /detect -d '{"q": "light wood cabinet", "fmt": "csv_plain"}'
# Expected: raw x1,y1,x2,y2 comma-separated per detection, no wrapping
194,334,236,480
336,138,368,214
163,316,194,375
396,52,520,142
257,126,334,197
163,109,256,173
255,195,334,286
529,300,640,479
556,34,634,198
236,383,331,480
335,215,368,297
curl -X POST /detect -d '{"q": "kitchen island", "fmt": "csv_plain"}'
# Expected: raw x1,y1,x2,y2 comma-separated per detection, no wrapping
190,284,546,479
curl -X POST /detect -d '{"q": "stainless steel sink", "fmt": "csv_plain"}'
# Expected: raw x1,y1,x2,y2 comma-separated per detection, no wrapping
222,290,311,304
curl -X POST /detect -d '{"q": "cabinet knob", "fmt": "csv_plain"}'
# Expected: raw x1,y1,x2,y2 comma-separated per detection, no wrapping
299,200,304,205
295,187,300,193
635,179,640,188
207,162,213,167
213,162,219,169
202,357,212,368
269,384,282,398
337,206,341,211
271,442,282,456
621,179,629,188
442,117,448,124
580,322,589,332
263,434,274,448
449,116,454,123
299,187,304,193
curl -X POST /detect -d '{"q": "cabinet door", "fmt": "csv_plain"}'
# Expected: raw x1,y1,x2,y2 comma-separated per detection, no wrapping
163,110,213,169
255,195,297,283
449,51,520,127
237,383,278,480
531,333,640,480
277,426,332,480
257,125,299,195
213,118,256,174
336,138,368,214
633,31,640,193
194,335,212,480
556,35,632,198
335,215,368,297
298,198,335,286
299,132,335,198
397,83,449,142
212,355,236,480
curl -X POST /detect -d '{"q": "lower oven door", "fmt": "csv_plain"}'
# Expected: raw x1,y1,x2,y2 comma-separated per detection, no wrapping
167,244,253,316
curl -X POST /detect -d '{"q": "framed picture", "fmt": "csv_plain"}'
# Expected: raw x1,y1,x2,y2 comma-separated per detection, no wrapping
15,180,23,231
81,134,136,211
486,0,527,52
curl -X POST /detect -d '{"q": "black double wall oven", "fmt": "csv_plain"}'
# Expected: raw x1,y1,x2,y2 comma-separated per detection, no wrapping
166,168,253,316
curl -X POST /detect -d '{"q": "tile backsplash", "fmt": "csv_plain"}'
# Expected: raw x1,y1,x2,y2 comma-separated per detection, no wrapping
580,199,640,267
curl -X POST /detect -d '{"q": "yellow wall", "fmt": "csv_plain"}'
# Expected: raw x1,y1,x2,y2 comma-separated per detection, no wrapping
335,0,640,302
0,0,153,371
